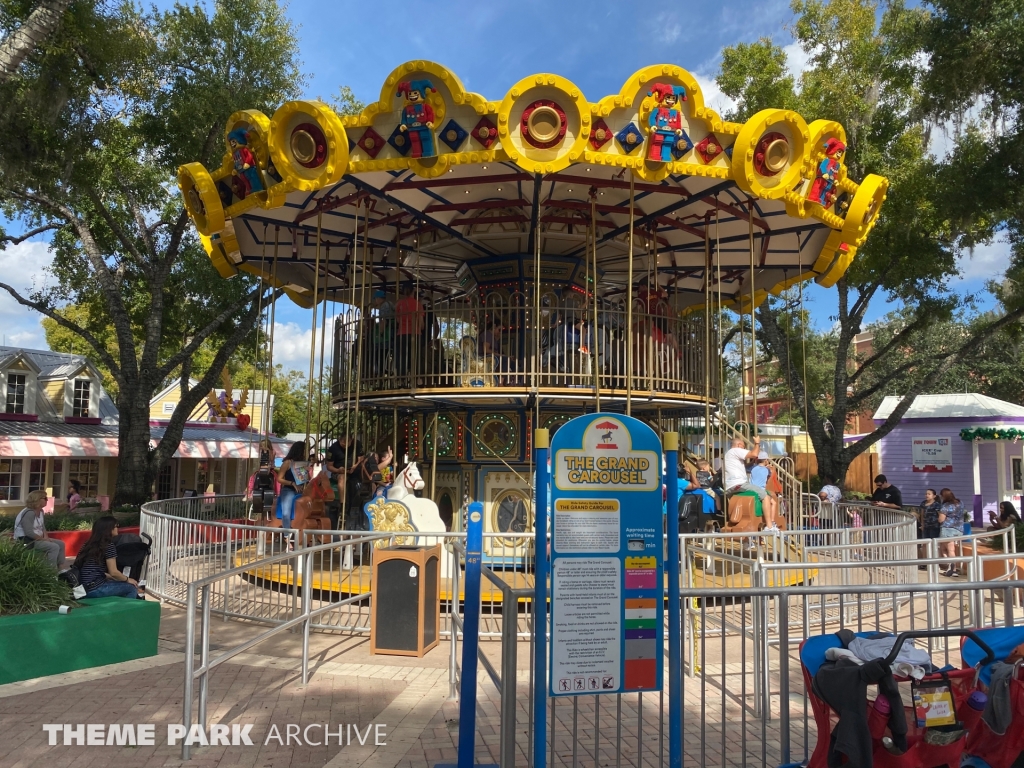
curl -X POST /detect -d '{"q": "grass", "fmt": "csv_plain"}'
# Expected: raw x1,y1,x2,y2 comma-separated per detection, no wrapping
0,537,75,615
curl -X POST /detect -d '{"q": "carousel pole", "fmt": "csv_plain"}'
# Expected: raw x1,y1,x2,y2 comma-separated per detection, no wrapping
626,171,635,417
304,209,324,451
748,202,758,439
353,206,371,443
430,411,439,500
590,193,601,410
261,228,281,447
704,217,711,459
715,201,725,462
340,202,360,531
315,244,331,450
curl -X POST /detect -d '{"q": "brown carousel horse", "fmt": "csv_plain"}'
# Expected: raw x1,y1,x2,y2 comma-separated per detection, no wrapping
267,470,335,534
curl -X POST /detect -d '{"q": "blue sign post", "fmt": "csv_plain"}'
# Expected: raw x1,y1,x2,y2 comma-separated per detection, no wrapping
548,414,663,697
665,432,682,768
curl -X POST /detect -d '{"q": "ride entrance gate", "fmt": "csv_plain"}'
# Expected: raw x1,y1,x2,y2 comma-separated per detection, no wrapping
446,420,685,768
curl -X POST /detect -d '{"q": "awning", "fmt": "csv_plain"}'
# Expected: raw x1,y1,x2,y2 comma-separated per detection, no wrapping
0,435,119,457
168,439,289,460
0,434,289,459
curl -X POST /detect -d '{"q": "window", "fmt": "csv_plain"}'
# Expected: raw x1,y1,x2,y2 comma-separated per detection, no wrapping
52,458,64,499
72,379,90,418
0,459,23,501
196,460,209,494
157,463,174,500
6,373,25,414
163,401,175,414
68,458,99,498
1014,458,1023,492
28,459,45,493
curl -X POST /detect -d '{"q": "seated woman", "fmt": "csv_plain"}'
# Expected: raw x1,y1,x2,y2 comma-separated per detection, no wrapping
14,489,65,568
74,515,139,599
989,501,1022,531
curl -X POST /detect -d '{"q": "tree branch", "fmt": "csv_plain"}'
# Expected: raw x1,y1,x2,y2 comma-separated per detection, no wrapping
154,285,271,381
848,312,933,385
0,224,59,245
0,281,122,382
152,295,269,468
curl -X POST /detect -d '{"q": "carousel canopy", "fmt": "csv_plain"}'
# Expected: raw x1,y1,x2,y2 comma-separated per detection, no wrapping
178,61,888,312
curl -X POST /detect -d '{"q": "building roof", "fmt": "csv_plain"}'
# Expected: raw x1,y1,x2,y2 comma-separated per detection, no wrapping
873,393,1024,421
0,346,119,424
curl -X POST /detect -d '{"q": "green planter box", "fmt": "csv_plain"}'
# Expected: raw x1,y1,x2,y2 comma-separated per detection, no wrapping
0,598,160,685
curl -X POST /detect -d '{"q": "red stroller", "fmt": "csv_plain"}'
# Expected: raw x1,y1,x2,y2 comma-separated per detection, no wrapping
800,629,994,768
960,626,1024,768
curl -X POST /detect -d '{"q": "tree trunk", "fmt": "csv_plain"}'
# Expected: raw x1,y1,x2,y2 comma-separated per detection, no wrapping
0,0,73,83
112,386,158,507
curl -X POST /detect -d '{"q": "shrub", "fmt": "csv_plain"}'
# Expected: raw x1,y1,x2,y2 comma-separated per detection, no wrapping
0,538,75,615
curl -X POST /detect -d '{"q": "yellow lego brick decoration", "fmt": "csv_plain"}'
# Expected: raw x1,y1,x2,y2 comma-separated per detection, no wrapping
176,60,890,301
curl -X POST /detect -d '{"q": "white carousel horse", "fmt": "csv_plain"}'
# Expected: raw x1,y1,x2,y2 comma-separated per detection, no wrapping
380,461,452,574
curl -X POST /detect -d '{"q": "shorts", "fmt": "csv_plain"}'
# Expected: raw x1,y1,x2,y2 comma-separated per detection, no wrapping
939,528,961,539
921,525,941,539
727,482,767,500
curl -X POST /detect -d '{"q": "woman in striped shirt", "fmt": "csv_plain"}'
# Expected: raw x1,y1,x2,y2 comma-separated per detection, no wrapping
74,516,138,599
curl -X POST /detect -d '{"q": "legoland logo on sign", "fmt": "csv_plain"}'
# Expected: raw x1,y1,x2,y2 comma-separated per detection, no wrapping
554,417,659,491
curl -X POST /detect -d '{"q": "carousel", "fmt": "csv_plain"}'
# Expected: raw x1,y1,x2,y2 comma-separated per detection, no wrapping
178,61,886,591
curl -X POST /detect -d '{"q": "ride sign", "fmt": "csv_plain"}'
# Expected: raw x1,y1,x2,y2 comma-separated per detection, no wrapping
549,413,663,696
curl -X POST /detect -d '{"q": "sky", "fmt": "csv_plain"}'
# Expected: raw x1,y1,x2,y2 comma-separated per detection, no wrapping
0,0,1009,369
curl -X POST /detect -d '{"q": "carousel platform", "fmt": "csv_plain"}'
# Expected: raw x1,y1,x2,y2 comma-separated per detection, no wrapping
232,541,818,602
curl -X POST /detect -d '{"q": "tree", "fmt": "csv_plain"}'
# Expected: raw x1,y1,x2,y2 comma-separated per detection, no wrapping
717,0,1024,487
0,0,73,83
0,0,302,505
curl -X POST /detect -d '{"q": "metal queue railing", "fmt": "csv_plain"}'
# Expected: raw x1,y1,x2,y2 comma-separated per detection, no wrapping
331,302,712,399
178,531,390,760
143,497,1015,643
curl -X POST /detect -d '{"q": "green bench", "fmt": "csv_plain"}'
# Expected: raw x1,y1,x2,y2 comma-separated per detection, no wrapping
0,597,160,685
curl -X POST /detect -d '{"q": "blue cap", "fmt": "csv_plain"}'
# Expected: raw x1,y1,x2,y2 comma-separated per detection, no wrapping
373,289,385,298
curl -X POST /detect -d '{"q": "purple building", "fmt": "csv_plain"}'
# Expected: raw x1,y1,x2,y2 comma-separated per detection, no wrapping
874,393,1024,524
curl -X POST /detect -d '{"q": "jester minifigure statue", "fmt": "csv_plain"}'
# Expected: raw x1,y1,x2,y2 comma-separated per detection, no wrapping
397,79,437,158
647,83,687,162
227,128,264,199
808,138,846,207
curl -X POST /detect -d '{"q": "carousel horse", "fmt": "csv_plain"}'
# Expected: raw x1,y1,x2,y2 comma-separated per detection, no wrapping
269,470,334,537
460,335,493,387
373,461,453,574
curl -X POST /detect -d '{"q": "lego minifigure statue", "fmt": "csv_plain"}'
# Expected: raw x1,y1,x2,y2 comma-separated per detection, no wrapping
227,128,264,199
647,83,687,162
808,138,847,207
397,79,437,158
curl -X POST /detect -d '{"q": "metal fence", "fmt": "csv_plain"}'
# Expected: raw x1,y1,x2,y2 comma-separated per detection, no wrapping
332,301,713,400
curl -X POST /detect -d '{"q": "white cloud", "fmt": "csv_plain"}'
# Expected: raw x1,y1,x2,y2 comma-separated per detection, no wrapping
951,237,1011,286
0,239,55,349
268,311,343,372
782,40,814,83
692,71,737,118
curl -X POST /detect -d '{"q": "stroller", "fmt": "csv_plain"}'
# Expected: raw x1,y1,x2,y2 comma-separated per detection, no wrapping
800,629,994,768
960,626,1024,768
113,531,152,582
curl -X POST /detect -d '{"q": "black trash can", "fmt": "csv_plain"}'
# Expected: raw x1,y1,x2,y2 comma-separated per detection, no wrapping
370,544,441,657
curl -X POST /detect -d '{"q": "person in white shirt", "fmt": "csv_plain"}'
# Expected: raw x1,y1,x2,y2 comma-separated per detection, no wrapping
14,490,66,568
723,437,777,530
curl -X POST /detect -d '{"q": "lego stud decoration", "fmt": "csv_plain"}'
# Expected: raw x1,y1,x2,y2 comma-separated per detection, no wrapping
808,137,846,207
439,119,468,152
178,162,225,236
267,100,348,192
472,117,498,149
753,132,789,177
590,118,612,150
616,123,644,154
289,123,327,168
357,127,385,159
695,134,724,165
396,79,438,159
646,83,687,162
521,100,567,149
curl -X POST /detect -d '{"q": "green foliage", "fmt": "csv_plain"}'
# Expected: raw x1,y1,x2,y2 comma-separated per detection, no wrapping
718,0,1024,486
233,362,311,437
328,85,365,117
0,0,306,505
0,508,140,533
0,537,75,615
